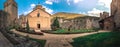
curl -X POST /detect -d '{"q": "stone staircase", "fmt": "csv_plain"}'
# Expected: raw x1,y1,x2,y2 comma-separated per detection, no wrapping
0,29,41,47
0,32,13,47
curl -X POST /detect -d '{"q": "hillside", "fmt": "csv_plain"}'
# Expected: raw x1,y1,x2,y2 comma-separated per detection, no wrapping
52,12,86,19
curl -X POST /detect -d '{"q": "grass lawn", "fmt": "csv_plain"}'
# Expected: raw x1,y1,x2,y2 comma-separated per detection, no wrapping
29,38,46,47
51,29,97,34
71,32,120,47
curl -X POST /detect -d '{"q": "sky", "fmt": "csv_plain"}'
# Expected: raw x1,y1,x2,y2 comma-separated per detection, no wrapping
0,0,112,17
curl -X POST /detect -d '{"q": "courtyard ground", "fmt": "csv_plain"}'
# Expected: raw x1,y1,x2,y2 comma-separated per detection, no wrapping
11,29,110,47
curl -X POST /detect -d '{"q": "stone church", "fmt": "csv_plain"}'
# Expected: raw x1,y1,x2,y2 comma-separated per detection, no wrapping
27,5,51,30
1,0,51,31
19,5,51,31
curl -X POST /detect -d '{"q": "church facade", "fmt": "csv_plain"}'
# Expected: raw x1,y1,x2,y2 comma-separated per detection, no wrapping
26,5,51,31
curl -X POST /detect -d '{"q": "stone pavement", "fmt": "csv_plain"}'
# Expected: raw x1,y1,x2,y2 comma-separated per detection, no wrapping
11,29,110,47
0,32,13,47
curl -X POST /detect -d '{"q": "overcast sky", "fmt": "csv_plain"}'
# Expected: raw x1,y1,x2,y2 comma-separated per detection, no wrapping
0,0,112,17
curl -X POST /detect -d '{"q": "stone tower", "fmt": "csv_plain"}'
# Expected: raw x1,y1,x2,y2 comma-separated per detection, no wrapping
4,0,18,26
111,0,120,29
100,12,109,20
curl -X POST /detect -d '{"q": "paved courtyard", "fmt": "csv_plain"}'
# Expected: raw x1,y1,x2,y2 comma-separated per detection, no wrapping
11,29,110,47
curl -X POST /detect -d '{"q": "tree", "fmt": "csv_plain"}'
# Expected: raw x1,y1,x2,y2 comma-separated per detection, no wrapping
26,19,30,32
51,17,60,30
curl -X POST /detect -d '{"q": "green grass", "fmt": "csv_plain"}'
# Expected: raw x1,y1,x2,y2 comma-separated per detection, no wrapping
29,38,46,47
52,29,96,34
71,32,120,47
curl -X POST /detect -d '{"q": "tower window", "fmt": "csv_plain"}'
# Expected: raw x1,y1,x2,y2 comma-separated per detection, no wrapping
37,13,40,17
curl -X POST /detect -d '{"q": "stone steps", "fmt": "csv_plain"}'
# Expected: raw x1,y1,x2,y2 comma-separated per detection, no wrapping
0,32,13,47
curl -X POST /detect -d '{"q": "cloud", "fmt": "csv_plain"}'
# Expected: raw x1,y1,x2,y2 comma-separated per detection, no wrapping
30,4,36,8
24,4,36,15
79,12,86,15
24,10,32,15
45,0,59,5
67,0,84,5
87,8,103,17
43,6,54,14
45,1,53,5
74,0,83,3
98,0,112,9
23,3,54,15
67,0,70,5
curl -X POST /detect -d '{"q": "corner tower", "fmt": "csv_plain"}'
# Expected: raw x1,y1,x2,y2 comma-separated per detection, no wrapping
4,0,18,26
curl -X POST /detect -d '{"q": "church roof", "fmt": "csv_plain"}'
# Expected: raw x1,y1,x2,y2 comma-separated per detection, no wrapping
34,5,45,10
26,4,51,17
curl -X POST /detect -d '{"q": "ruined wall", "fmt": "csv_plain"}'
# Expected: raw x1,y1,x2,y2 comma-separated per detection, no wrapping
59,16,100,30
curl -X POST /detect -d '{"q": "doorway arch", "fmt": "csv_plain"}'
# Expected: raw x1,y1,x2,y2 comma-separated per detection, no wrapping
37,24,40,29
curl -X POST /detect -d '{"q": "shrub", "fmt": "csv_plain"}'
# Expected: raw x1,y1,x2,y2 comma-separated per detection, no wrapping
51,17,60,31
26,20,30,32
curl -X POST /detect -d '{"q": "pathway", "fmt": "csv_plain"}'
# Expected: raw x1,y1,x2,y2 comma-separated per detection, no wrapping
11,29,110,47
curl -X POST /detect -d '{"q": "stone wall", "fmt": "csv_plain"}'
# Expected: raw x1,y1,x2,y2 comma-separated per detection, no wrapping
99,12,114,30
0,10,9,29
59,16,100,30
19,15,27,28
104,16,114,30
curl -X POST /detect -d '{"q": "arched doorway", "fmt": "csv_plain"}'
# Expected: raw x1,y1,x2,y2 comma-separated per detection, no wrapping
37,24,40,29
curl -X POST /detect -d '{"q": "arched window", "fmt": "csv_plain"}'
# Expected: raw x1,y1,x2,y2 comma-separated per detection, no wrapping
37,13,40,17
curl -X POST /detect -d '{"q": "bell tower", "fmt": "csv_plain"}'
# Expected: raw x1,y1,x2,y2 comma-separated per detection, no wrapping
4,0,18,26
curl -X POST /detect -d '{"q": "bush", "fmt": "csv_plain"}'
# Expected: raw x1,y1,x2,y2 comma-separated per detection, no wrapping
92,28,100,31
44,29,96,34
29,29,36,34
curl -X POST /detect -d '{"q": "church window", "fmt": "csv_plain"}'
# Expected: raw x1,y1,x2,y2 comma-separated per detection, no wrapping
37,13,40,17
